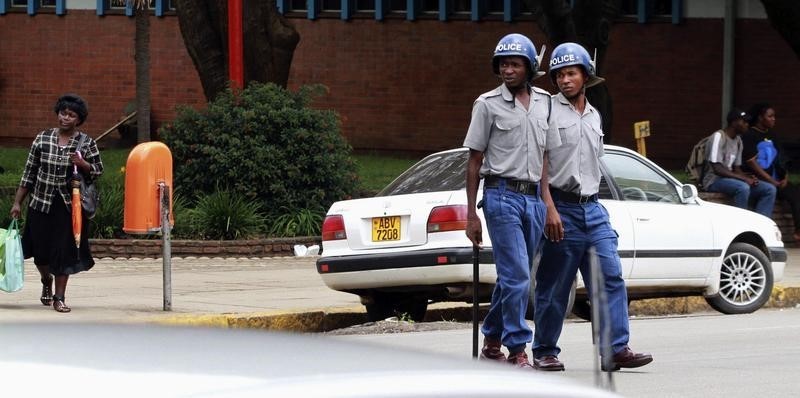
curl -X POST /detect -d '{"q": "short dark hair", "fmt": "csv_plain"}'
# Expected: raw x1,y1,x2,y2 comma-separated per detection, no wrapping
54,94,88,126
746,102,772,125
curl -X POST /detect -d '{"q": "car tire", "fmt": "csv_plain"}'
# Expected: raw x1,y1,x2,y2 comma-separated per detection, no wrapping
705,242,773,314
571,298,592,321
365,293,428,322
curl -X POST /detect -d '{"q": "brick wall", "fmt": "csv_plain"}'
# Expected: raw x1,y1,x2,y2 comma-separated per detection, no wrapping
1,12,798,169
90,237,321,258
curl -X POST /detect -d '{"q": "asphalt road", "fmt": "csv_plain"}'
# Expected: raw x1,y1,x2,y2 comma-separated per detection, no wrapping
334,308,800,397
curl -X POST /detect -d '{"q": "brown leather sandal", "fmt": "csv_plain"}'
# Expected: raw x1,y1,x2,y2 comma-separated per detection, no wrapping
40,277,53,306
52,296,71,313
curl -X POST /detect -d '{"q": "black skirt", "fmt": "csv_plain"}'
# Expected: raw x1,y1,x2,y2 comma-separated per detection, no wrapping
21,195,94,276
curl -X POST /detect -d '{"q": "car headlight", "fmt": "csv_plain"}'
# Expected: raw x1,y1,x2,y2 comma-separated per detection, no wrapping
774,224,782,242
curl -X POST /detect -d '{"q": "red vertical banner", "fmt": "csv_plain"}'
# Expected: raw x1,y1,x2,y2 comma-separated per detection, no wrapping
228,0,244,89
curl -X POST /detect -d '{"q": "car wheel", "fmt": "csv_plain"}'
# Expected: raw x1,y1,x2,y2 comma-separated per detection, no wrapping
571,298,592,321
365,293,428,322
705,242,773,314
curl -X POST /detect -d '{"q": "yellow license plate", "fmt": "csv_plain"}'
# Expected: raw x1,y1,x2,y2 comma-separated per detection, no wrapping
372,216,401,242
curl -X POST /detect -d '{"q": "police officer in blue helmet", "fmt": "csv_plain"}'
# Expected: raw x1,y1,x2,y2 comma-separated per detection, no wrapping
464,33,555,369
532,42,653,371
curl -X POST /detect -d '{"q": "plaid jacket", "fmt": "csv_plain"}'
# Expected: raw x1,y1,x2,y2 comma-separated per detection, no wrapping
20,128,104,214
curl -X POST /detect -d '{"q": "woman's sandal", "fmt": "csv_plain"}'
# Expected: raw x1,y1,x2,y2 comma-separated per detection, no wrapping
40,277,53,306
52,295,71,313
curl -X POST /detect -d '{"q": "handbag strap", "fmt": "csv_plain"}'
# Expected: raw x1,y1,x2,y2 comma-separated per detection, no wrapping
74,132,93,181
76,131,88,156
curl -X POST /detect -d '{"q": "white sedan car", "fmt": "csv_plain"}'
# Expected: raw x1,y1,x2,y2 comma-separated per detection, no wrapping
317,146,786,321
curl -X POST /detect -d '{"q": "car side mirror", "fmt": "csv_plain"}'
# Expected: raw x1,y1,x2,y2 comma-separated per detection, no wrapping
680,184,698,203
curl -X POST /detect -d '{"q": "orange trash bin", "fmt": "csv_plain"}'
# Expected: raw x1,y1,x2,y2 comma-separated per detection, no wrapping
123,142,174,234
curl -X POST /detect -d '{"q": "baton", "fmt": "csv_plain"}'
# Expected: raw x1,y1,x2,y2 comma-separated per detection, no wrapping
472,245,480,358
588,246,615,391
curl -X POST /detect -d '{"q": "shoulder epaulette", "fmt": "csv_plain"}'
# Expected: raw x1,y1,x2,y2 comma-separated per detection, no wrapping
478,87,503,100
531,86,551,97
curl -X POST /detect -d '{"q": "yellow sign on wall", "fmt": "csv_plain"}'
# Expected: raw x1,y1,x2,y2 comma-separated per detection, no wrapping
634,121,651,139
633,121,651,156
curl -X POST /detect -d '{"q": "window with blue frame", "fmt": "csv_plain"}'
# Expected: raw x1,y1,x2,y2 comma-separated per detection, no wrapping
453,0,470,15
322,0,341,13
109,0,174,10
388,0,405,13
356,0,375,13
289,0,307,12
421,0,437,14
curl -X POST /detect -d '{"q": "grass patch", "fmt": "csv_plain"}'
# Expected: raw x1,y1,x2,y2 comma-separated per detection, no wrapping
0,147,421,197
353,153,419,194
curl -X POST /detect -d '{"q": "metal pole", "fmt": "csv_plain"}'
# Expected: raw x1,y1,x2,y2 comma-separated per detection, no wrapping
721,0,736,126
159,182,172,311
227,0,244,89
472,245,479,358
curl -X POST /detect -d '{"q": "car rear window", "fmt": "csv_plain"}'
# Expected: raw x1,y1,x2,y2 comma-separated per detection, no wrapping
378,150,468,196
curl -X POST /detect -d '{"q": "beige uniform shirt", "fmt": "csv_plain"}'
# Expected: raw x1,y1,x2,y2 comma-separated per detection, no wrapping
463,84,553,183
545,93,604,196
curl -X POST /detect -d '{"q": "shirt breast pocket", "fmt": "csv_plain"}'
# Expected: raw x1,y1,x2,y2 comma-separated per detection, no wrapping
535,119,548,147
558,121,579,146
493,117,522,149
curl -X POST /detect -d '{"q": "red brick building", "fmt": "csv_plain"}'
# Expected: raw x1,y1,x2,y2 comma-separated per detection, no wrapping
1,1,798,169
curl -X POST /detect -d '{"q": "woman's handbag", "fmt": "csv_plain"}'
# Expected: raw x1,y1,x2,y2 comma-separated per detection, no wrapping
76,133,99,219
0,219,24,293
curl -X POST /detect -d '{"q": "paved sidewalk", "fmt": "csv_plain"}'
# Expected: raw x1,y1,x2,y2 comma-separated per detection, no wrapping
1,249,799,331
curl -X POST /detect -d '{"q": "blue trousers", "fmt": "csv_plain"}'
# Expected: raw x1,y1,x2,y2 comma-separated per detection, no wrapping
480,185,546,352
706,177,776,218
532,201,630,358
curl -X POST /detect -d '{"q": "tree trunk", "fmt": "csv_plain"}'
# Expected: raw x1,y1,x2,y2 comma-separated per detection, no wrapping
135,4,151,143
760,0,800,58
529,0,619,143
242,1,300,87
173,0,300,101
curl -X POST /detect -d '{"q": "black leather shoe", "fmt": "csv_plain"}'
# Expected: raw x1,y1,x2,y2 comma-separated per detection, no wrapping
602,346,653,371
533,355,565,371
480,337,506,361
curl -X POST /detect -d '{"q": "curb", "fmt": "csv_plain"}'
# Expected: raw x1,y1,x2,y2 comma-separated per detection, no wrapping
153,286,800,333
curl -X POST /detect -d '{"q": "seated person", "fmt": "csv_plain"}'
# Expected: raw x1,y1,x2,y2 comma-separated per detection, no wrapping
742,102,800,241
703,109,776,218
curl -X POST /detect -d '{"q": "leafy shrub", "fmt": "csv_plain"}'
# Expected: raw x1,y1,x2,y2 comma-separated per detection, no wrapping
170,191,201,239
267,207,325,237
184,189,266,240
160,82,359,220
89,167,125,238
0,194,26,230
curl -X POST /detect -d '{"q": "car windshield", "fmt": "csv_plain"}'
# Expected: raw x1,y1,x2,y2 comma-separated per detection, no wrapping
378,150,468,196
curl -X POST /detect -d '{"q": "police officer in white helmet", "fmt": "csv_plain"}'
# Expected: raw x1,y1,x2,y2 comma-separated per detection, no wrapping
463,33,554,369
532,42,653,372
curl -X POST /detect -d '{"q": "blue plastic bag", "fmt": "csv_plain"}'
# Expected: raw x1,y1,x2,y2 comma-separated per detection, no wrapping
0,219,24,292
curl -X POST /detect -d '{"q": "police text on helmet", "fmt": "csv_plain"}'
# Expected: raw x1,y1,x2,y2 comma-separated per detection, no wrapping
550,53,577,67
496,43,522,53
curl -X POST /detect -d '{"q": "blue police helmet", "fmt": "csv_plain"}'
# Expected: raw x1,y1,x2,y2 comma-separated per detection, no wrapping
548,42,605,88
492,33,546,81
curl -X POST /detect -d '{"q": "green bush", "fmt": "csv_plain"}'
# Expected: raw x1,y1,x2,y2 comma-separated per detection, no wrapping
267,207,325,237
88,165,126,238
160,82,359,220
184,189,266,240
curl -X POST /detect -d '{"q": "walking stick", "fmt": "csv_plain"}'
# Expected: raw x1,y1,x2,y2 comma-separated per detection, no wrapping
472,245,480,358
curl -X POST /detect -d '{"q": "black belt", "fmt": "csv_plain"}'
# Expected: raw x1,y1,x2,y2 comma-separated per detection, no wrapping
484,176,538,196
550,187,598,204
